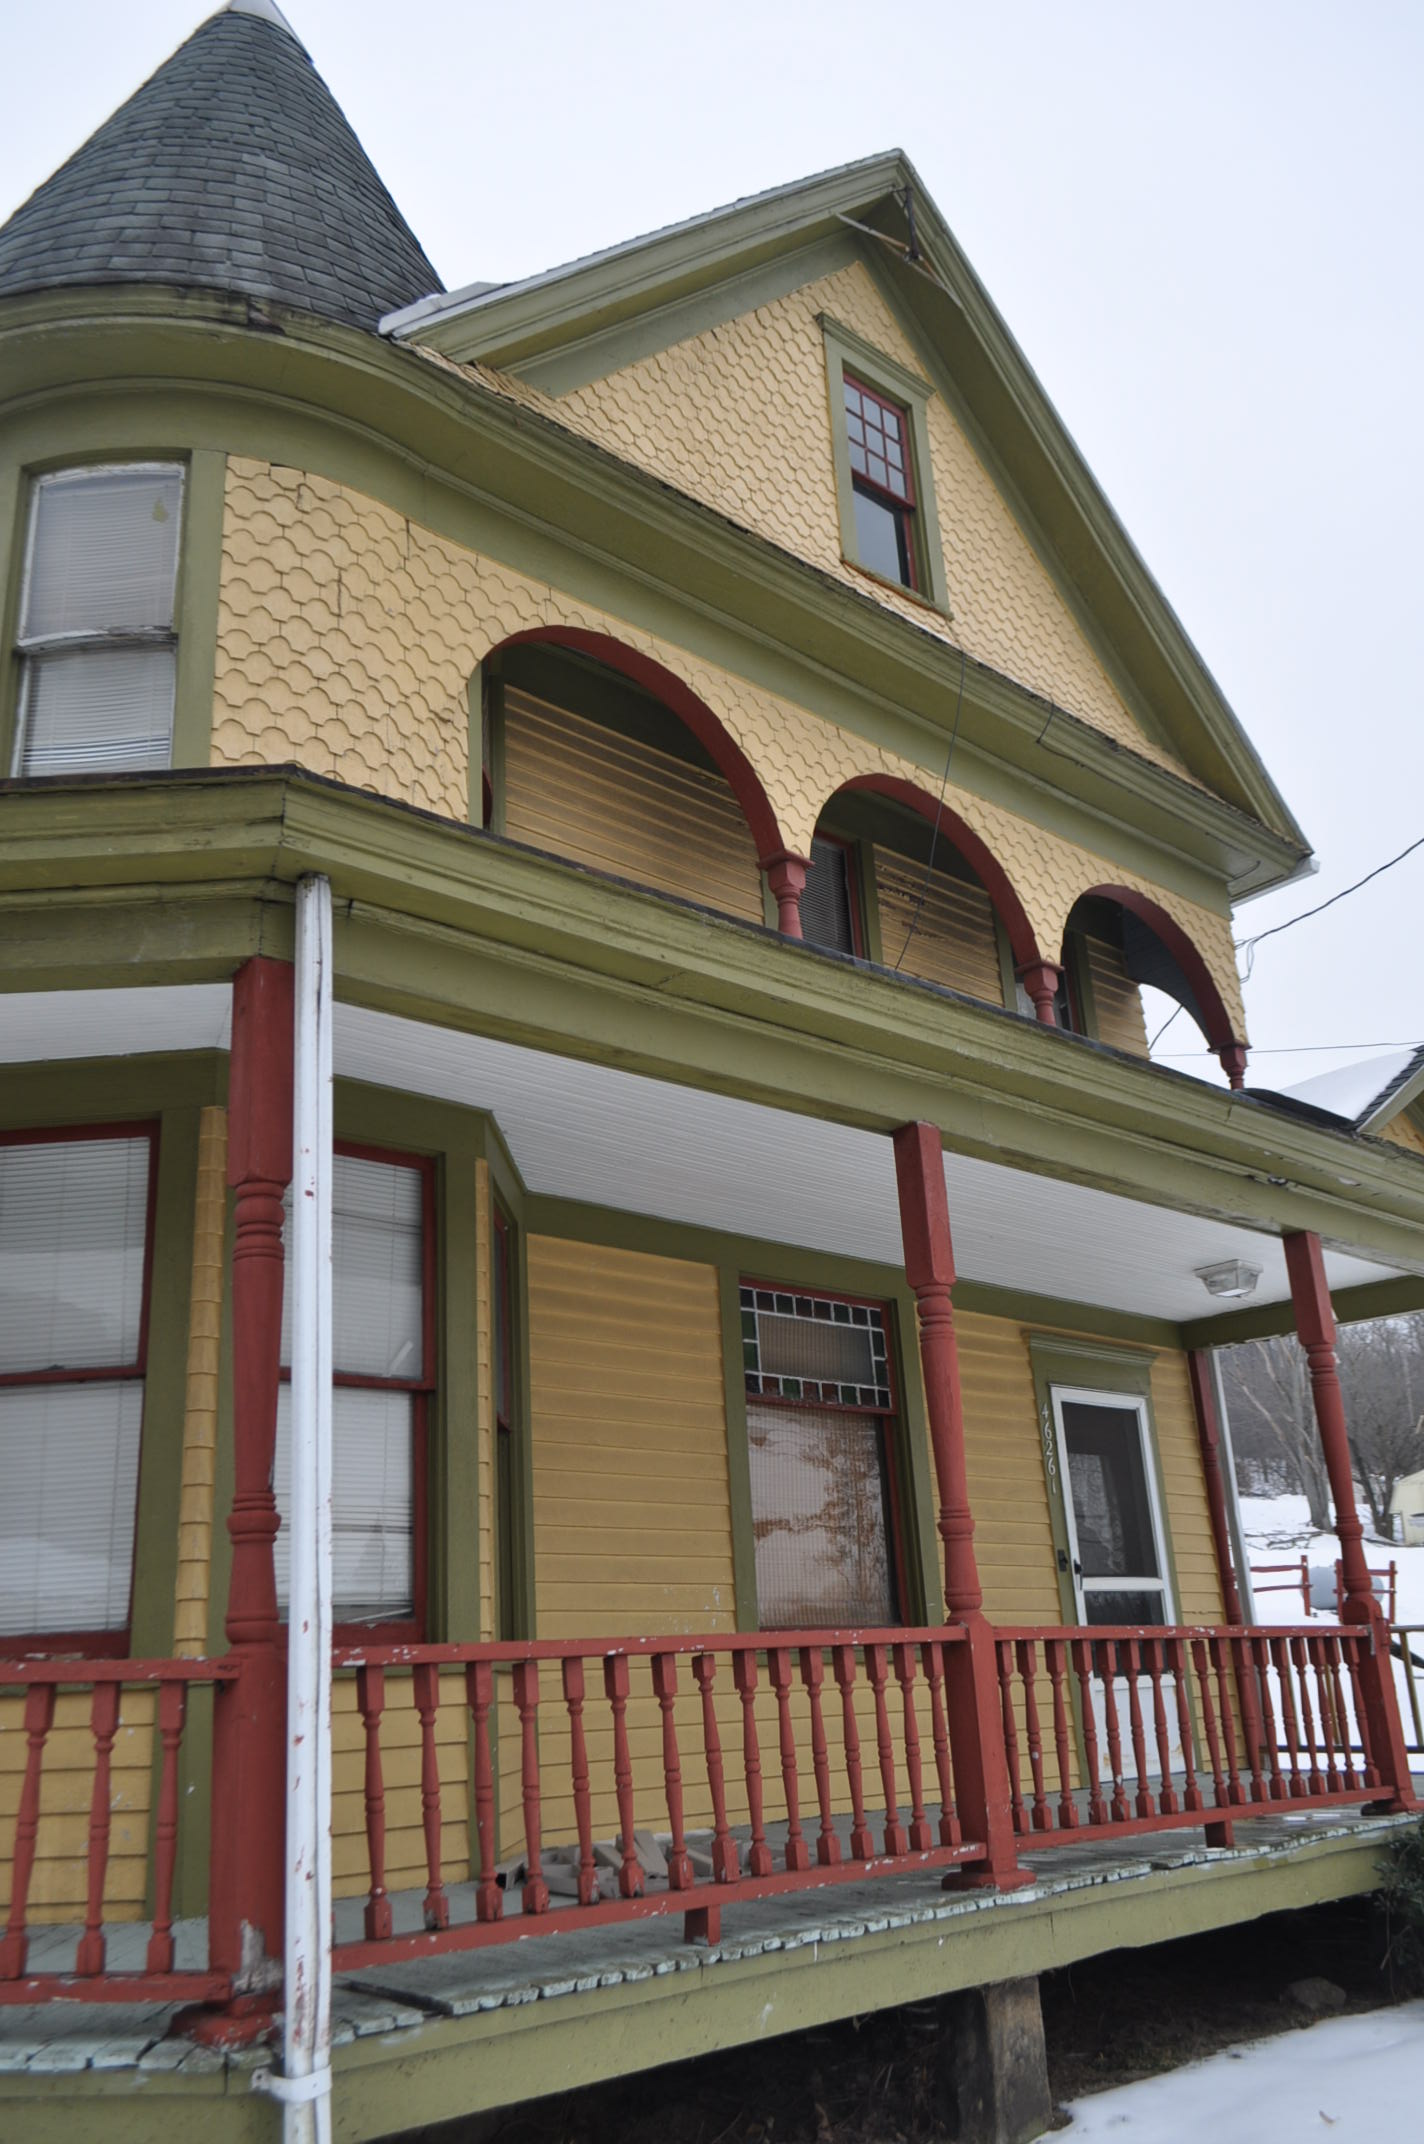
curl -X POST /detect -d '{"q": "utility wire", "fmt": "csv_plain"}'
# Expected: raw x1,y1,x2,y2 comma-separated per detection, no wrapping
893,648,966,972
1159,1039,1424,1058
1237,832,1424,979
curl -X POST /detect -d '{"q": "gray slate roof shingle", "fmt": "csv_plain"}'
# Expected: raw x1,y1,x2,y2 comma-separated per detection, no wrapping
0,5,442,331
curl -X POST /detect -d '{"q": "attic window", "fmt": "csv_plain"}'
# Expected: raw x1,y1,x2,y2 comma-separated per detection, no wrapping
844,376,917,590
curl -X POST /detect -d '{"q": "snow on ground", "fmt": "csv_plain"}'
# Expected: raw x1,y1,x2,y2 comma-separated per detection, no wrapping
1052,2001,1424,2142
1238,1493,1424,1627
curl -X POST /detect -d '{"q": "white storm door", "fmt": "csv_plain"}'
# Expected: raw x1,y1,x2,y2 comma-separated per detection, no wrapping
1051,1387,1182,1785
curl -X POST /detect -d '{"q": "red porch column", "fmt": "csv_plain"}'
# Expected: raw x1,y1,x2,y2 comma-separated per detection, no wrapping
893,1121,1031,1887
209,954,295,1985
762,850,808,938
1284,1231,1415,1809
1014,961,1061,1026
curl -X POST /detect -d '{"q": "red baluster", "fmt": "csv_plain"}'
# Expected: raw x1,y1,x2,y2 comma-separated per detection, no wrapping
561,1657,598,1906
1047,1640,1078,1830
412,1662,449,1929
1290,1637,1324,1796
1342,1634,1381,1788
833,1647,874,1861
1271,1638,1306,1798
1097,1642,1130,1824
0,1681,55,1979
921,1641,961,1846
1253,1638,1287,1801
1192,1638,1228,1807
1148,1640,1178,1816
1168,1640,1202,1814
1072,1639,1108,1826
800,1647,840,1867
733,1651,773,1878
693,1654,739,1882
893,1643,934,1851
1124,1640,1155,1819
866,1643,908,1857
356,1665,393,1942
767,1647,810,1873
603,1653,645,1897
466,1660,502,1921
652,1654,693,1890
1015,1640,1051,1833
146,1680,187,1974
75,1681,121,1976
511,1659,549,1914
1309,1637,1342,1791
996,1642,1028,1836
1215,1638,1248,1806
1324,1636,1360,1788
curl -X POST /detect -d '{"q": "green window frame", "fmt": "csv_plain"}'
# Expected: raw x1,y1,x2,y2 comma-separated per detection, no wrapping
820,313,950,615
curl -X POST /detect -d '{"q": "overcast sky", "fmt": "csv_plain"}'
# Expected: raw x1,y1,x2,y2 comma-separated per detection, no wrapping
4,1,1421,1096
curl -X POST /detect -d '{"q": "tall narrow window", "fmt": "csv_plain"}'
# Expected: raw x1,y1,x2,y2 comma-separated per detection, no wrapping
741,1283,899,1627
493,1206,520,1637
0,1127,155,1643
276,1148,433,1630
802,834,860,956
843,377,917,591
11,463,184,778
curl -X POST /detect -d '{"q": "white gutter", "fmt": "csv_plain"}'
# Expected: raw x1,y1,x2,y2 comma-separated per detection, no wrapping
256,873,334,2142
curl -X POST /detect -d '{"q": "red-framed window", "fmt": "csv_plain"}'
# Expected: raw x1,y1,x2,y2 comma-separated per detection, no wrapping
0,1122,159,1655
276,1142,436,1641
843,375,918,592
739,1281,905,1627
803,832,864,958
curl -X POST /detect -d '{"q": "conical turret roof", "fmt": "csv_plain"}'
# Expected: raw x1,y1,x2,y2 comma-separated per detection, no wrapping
0,2,442,331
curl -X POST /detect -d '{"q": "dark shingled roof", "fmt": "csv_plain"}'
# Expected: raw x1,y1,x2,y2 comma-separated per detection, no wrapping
0,4,442,331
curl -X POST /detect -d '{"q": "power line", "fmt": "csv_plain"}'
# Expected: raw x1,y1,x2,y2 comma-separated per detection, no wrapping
1237,832,1424,979
1159,1040,1424,1058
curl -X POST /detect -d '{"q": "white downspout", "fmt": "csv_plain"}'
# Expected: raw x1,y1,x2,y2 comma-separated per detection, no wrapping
258,874,335,2142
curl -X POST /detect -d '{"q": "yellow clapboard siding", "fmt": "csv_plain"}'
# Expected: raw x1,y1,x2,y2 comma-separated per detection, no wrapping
1084,935,1149,1056
874,848,1004,1004
328,1669,469,1902
503,687,763,923
1382,1111,1424,1157
0,1689,155,1922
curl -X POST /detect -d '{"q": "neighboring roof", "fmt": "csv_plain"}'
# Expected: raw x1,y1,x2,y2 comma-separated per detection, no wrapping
0,1,442,332
385,153,1311,865
1283,1045,1424,1131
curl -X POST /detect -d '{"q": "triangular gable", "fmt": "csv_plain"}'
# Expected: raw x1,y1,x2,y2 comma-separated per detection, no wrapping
386,155,1306,851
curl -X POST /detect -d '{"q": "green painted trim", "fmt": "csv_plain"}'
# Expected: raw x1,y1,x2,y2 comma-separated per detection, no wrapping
718,1267,759,1632
504,1202,537,1640
1361,1070,1424,1136
1182,1271,1424,1350
0,303,1306,901
170,449,225,770
0,1050,226,1123
516,232,861,397
466,661,484,828
129,1106,203,1662
993,911,1019,1014
1065,928,1098,1041
0,457,22,775
820,312,950,617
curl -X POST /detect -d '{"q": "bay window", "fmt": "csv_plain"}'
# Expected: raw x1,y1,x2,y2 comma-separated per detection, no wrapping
11,463,184,778
0,1127,155,1643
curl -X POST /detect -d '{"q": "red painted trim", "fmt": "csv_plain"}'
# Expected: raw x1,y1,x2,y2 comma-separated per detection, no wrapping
0,1971,231,2008
831,773,1042,970
1068,883,1246,1071
490,626,789,864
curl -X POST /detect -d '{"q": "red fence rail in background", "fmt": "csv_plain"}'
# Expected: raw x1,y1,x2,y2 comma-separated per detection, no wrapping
0,1657,237,2006
992,1625,1387,1846
1248,1558,1398,1622
331,1628,987,1968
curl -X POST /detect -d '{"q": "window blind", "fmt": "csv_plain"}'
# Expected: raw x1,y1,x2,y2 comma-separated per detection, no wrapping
23,466,182,639
280,1154,423,1381
0,1383,144,1633
0,1136,149,1375
274,1386,414,1621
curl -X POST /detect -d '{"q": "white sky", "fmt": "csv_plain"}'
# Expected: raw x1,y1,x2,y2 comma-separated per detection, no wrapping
4,1,1422,1097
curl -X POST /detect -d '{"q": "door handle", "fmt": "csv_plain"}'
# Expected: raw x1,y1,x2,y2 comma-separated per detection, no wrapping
1057,1549,1069,1573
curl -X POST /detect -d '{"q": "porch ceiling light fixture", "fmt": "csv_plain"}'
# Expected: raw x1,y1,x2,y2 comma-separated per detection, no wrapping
1195,1257,1263,1300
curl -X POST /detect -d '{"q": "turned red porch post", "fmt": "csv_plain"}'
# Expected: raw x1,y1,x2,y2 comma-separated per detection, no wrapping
1015,961,1062,1026
893,1121,1031,1886
763,850,809,938
1284,1231,1415,1808
209,954,295,1985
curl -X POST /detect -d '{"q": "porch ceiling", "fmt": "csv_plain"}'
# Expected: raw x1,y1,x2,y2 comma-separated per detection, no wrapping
0,984,1403,1327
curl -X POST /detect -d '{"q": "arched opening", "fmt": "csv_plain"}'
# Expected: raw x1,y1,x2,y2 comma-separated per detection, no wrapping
1058,886,1247,1086
483,630,790,929
805,774,1042,1012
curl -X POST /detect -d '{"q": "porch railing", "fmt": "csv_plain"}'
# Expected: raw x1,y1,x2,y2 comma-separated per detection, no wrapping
329,1628,987,1968
0,1656,237,2006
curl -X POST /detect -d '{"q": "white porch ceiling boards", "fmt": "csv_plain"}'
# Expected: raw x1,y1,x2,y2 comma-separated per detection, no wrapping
0,984,1402,1324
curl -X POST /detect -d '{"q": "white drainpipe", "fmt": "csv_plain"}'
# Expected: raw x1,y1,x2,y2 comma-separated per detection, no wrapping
257,873,335,2141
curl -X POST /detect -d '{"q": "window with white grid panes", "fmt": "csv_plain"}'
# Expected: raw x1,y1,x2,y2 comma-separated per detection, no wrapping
740,1283,900,1627
275,1146,433,1630
0,1126,156,1644
11,464,184,778
843,376,918,591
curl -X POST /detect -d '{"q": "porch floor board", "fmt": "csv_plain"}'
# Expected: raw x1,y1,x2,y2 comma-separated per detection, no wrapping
1,1795,1415,2087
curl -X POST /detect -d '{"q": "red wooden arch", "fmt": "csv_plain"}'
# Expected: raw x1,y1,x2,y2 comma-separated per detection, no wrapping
828,774,1043,970
492,627,790,865
1069,884,1247,1080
